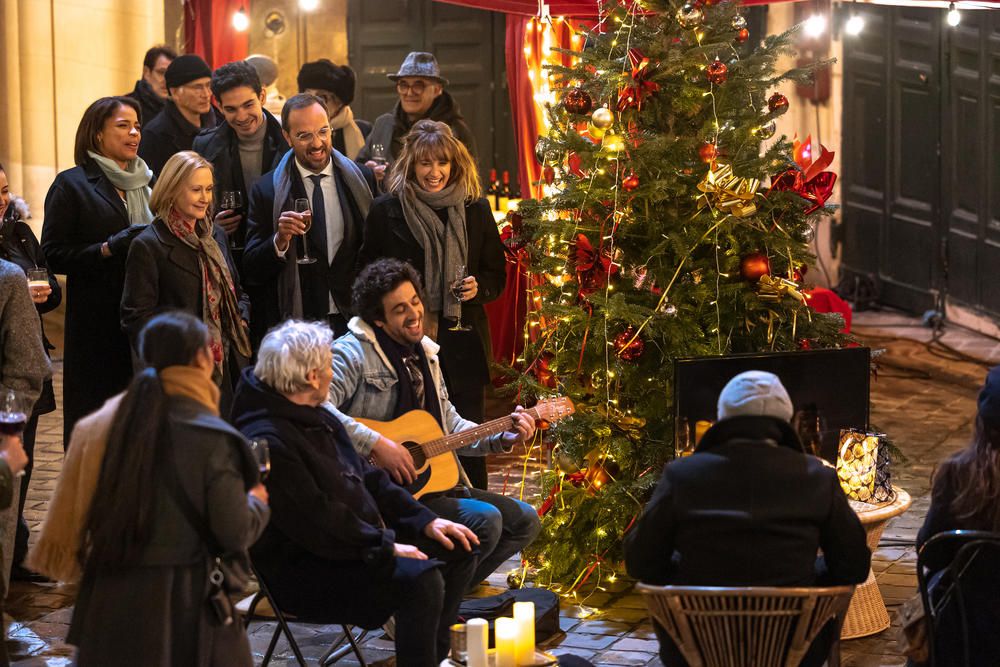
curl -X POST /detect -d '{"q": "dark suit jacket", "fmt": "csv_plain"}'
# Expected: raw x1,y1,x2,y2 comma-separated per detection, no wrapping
357,194,505,392
120,218,250,344
138,99,220,176
625,416,871,588
242,156,375,342
41,161,137,440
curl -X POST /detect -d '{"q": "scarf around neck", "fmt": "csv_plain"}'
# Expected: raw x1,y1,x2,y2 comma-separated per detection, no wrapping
329,105,365,161
159,365,221,416
399,181,468,321
164,211,252,378
86,151,153,227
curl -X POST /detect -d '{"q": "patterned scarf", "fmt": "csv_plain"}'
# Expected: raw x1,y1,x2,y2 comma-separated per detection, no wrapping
164,210,252,380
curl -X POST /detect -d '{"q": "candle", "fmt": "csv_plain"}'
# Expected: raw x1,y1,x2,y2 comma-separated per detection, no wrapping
466,618,489,667
495,617,517,667
513,601,535,665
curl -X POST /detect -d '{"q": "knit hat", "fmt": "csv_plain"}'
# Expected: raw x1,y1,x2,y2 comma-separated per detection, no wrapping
387,52,448,85
717,370,794,422
978,366,1000,425
165,54,212,90
297,59,356,106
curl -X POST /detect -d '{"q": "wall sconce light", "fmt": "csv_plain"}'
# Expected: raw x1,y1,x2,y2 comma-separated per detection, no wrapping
232,6,250,32
804,13,827,39
947,2,961,27
264,10,286,37
844,1,864,36
299,0,321,11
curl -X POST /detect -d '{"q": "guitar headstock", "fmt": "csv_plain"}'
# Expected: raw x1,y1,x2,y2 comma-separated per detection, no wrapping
533,396,576,423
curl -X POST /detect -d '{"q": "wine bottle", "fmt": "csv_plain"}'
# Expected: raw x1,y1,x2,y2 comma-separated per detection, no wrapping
498,170,511,212
487,168,500,210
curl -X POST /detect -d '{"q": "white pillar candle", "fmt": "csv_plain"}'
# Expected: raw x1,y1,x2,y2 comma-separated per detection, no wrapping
512,601,535,665
466,618,489,667
495,617,517,667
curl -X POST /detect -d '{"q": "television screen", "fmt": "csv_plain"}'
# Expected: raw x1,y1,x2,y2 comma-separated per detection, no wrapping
673,347,871,464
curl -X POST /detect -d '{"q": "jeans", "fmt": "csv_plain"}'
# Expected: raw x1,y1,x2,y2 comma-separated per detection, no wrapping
422,488,541,586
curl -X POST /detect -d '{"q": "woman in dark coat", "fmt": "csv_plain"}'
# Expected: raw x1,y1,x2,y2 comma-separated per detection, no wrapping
0,162,61,574
41,96,152,445
68,312,269,667
357,120,505,489
121,151,252,415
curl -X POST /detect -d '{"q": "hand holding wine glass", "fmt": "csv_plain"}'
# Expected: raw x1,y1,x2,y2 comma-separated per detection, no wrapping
0,435,28,477
448,264,472,332
293,198,317,265
216,191,244,238
0,390,29,477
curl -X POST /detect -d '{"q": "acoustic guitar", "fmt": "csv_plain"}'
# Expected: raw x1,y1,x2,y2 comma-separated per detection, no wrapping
356,397,575,498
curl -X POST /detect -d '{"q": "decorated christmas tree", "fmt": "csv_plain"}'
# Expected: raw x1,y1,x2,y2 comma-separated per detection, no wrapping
505,0,849,595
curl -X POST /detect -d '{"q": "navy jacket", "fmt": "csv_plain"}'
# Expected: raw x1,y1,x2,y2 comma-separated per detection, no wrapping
139,99,221,176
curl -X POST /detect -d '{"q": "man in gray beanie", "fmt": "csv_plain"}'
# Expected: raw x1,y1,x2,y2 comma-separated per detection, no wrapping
139,54,221,176
625,370,870,667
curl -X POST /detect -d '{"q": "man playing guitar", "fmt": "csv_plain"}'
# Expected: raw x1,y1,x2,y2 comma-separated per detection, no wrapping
326,258,540,590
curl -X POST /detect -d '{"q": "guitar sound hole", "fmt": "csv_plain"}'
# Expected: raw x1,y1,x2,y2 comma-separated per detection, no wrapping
404,441,426,468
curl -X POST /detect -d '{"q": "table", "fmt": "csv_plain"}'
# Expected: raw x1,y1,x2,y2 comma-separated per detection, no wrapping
840,486,912,639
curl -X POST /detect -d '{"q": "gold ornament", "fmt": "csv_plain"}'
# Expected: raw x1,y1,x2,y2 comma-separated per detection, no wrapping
696,162,761,217
601,132,626,154
591,107,614,130
587,122,606,140
757,275,807,303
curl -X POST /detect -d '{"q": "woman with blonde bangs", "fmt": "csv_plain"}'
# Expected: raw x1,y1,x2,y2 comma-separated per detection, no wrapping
121,151,251,414
359,119,505,489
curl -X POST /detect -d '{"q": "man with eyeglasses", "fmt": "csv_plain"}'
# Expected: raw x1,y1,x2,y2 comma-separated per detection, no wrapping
138,54,221,176
243,94,376,339
124,45,176,127
358,52,477,181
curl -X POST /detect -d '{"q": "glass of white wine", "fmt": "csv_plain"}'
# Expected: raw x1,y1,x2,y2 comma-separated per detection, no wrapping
293,198,317,265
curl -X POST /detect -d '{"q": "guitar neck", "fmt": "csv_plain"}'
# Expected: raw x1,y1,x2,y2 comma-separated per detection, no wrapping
421,407,540,458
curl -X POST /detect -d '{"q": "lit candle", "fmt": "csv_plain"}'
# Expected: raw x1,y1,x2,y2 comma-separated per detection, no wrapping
495,617,517,667
513,601,535,665
466,618,489,667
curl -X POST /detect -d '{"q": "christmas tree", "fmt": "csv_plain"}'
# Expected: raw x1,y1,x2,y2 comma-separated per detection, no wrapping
505,0,849,595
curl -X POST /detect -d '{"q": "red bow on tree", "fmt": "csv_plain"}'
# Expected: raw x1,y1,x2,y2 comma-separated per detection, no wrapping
499,212,528,261
768,135,837,214
570,233,619,297
617,48,659,112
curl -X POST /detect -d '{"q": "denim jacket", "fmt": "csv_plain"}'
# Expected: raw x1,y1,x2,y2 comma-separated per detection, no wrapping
326,317,508,461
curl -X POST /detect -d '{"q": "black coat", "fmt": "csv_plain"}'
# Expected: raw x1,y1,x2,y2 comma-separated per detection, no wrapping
242,158,376,343
125,79,166,126
192,109,290,249
358,92,477,164
625,416,871,588
358,194,505,392
139,99,221,176
41,162,137,442
231,368,441,623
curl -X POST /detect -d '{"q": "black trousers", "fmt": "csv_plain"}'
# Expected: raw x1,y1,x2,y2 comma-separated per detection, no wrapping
13,411,39,566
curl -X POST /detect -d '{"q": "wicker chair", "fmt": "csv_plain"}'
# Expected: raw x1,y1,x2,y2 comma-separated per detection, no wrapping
637,584,855,667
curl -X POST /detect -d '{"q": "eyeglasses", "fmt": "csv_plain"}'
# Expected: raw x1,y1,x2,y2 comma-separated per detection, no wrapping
396,80,430,95
293,126,331,144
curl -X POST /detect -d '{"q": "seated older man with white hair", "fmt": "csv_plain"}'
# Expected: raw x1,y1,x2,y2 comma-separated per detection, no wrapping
231,320,478,667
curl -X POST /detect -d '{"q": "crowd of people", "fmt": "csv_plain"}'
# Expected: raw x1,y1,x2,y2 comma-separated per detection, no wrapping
0,43,993,667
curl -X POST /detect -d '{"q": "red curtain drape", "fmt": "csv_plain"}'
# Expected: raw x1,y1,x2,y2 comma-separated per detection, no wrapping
183,0,249,68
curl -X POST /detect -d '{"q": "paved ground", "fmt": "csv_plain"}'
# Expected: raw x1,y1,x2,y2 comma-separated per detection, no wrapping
6,308,998,666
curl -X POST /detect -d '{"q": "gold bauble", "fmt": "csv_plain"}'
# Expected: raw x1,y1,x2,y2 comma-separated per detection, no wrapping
591,107,614,130
587,122,606,140
602,132,625,153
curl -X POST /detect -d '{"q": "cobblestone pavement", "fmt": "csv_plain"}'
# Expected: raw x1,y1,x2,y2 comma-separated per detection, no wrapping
6,309,998,666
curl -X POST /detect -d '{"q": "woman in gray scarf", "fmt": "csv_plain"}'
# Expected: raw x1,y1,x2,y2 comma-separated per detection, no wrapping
357,120,506,489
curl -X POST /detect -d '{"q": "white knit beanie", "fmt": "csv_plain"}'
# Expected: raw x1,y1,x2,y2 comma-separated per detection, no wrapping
717,370,794,422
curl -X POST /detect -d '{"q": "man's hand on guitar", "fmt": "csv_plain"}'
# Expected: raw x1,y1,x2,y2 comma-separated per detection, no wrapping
501,406,536,447
393,543,428,560
424,518,479,552
371,436,418,485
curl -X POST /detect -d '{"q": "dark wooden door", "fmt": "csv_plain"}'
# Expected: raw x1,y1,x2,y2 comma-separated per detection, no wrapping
841,6,1000,317
347,0,517,185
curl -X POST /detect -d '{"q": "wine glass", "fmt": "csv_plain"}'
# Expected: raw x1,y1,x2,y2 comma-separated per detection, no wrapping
293,198,317,265
220,191,245,250
448,264,472,332
370,143,387,166
0,390,28,478
249,438,271,481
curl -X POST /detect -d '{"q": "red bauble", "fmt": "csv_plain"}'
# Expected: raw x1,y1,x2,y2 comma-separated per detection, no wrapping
585,457,621,490
543,166,556,185
706,59,728,85
563,87,594,115
768,92,790,116
613,326,645,361
740,252,772,282
736,28,749,43
622,172,640,191
698,141,718,163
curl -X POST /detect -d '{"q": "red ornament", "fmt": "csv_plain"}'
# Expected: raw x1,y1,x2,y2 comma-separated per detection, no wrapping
740,253,772,282
567,152,585,178
622,172,640,191
563,87,594,115
570,233,619,298
584,457,621,490
543,166,556,184
698,141,718,163
613,326,645,361
706,59,728,85
533,353,557,389
736,28,749,43
768,92,789,116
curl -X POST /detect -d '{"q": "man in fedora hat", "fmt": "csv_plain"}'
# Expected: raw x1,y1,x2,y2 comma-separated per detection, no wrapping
358,52,477,180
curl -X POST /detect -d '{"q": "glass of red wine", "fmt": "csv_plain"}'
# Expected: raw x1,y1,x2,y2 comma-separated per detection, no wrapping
0,390,28,478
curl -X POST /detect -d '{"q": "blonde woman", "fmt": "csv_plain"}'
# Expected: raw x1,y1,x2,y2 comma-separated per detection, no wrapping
121,151,252,414
357,120,505,489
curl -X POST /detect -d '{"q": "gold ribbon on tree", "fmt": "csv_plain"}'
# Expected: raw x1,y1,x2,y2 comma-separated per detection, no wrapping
757,275,807,303
696,162,761,218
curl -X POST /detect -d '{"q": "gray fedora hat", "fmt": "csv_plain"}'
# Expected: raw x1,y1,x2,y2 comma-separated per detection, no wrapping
387,52,449,85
